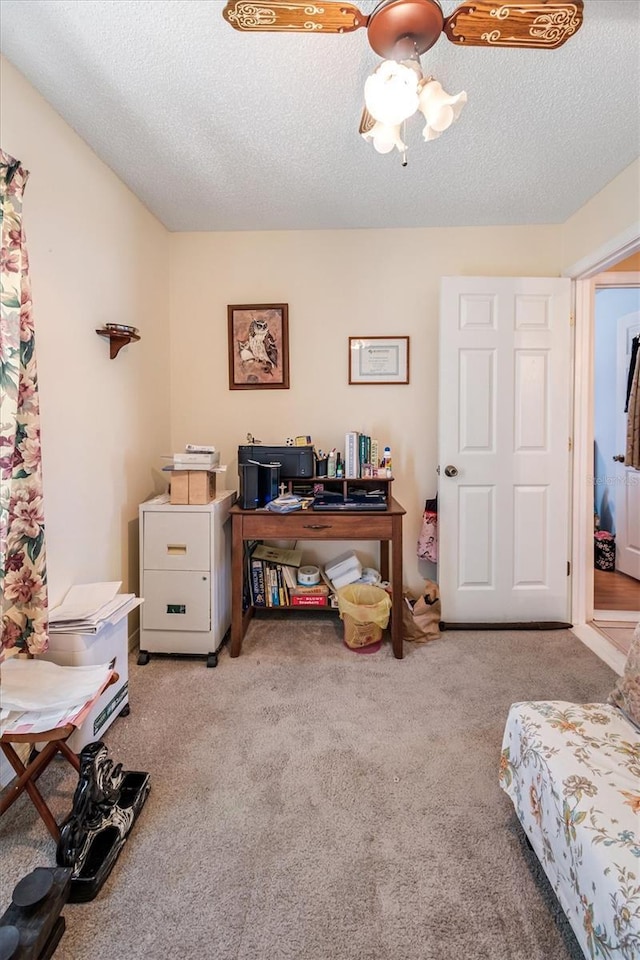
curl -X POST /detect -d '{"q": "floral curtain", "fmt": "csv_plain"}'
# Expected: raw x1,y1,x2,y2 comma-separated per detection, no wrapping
1,149,48,657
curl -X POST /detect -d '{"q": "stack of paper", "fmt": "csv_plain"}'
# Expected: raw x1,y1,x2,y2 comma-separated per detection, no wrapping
162,445,221,471
325,550,363,589
0,659,113,735
48,581,142,635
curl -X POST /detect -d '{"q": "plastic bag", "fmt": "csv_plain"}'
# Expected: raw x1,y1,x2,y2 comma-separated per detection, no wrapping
337,584,392,649
417,496,438,563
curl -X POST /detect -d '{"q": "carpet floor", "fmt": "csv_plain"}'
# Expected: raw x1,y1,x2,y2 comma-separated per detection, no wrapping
0,619,617,960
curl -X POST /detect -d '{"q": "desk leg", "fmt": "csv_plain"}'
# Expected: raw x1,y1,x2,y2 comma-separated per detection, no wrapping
230,516,244,658
391,515,403,659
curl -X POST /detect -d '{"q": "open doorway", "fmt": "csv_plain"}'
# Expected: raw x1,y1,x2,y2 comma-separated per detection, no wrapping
591,262,640,655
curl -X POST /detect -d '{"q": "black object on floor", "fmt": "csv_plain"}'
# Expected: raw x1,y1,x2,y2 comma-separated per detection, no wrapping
0,866,72,960
56,742,150,903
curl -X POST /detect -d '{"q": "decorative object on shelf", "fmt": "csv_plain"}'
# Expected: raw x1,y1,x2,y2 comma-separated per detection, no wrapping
95,323,140,359
349,336,410,384
222,0,584,163
0,866,73,960
228,304,289,390
56,741,150,903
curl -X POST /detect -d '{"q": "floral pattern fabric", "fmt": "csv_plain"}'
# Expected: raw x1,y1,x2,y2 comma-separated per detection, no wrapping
1,149,48,656
500,700,640,959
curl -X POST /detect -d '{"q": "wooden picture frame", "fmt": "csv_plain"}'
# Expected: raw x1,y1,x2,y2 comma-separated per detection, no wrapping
227,304,290,390
348,336,410,385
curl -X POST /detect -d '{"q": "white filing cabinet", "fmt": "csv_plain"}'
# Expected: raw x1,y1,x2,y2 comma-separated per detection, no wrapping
138,491,235,667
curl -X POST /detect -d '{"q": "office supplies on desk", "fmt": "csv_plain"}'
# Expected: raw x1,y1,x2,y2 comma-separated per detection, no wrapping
313,499,387,511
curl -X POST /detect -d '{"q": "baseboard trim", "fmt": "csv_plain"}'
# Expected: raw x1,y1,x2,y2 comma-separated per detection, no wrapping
440,621,572,631
571,623,627,676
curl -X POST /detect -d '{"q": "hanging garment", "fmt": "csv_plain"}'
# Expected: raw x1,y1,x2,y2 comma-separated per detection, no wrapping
417,496,438,563
626,342,640,470
625,334,639,412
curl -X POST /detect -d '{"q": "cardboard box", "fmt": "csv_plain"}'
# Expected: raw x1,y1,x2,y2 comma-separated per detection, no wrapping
170,470,216,505
38,618,129,752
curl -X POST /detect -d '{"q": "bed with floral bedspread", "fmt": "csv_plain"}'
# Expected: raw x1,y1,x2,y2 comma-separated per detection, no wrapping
500,701,640,960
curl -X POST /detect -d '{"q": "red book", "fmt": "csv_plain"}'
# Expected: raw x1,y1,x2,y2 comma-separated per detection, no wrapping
290,595,328,607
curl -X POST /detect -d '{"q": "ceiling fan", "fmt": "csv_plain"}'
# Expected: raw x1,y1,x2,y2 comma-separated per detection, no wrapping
222,1,585,159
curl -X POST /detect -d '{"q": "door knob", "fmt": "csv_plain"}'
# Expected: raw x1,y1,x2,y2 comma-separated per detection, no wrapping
444,465,459,478
612,454,625,463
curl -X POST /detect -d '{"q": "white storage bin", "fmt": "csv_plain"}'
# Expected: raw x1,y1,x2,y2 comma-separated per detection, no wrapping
38,618,129,751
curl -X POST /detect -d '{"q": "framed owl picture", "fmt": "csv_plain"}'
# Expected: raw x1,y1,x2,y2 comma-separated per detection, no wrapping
227,304,290,390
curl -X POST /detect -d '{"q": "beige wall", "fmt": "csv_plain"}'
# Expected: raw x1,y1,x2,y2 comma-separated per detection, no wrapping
0,57,170,610
561,158,640,271
2,52,636,609
169,226,562,591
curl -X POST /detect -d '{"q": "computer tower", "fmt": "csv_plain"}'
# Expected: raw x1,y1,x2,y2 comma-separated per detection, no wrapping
238,463,260,509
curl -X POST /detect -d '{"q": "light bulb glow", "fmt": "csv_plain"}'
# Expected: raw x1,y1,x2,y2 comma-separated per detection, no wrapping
364,60,420,127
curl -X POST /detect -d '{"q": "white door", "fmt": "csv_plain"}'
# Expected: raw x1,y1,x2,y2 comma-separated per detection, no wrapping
438,277,572,623
614,311,640,579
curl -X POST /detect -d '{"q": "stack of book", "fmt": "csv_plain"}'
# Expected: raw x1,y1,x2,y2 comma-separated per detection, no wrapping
344,433,382,479
248,544,303,608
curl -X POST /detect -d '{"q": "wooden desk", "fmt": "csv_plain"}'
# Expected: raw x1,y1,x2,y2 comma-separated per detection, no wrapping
230,498,406,659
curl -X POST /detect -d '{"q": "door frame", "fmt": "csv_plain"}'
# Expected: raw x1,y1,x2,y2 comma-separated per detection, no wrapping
565,224,640,671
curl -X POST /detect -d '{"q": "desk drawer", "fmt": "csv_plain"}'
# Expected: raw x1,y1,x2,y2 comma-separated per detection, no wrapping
142,570,210,631
143,511,210,571
238,512,393,540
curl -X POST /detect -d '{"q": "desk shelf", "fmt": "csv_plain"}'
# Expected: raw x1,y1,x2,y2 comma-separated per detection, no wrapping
285,475,393,500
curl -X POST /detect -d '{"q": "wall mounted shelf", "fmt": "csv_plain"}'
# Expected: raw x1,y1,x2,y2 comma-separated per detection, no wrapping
96,327,140,359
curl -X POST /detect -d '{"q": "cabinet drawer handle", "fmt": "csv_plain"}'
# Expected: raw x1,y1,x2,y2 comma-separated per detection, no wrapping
303,523,332,530
167,544,187,556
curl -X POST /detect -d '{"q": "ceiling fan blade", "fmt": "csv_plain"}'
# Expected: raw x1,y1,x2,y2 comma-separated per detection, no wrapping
222,1,368,34
444,1,584,49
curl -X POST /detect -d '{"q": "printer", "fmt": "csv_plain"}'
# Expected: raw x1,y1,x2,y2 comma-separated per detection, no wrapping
237,444,314,509
238,444,314,479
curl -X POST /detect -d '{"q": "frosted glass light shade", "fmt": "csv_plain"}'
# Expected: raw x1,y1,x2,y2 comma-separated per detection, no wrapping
364,60,420,127
361,120,407,154
418,80,467,141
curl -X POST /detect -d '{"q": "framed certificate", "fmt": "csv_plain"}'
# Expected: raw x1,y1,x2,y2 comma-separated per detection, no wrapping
348,336,410,385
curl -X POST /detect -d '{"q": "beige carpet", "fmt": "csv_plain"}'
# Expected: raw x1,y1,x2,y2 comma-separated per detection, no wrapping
0,618,617,960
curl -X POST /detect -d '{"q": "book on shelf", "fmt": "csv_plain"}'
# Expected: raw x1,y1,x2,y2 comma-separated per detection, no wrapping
289,583,329,597
250,556,267,607
252,544,302,567
345,431,359,478
290,595,328,607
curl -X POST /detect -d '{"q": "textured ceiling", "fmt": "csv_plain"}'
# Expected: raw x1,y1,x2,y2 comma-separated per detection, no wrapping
1,0,639,232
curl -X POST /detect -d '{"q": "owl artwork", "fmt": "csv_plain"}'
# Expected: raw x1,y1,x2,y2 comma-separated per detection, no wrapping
239,317,278,374
229,305,289,389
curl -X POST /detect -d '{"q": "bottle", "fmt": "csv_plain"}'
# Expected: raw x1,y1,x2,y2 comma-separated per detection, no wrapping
382,446,392,477
327,450,336,478
336,454,343,479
